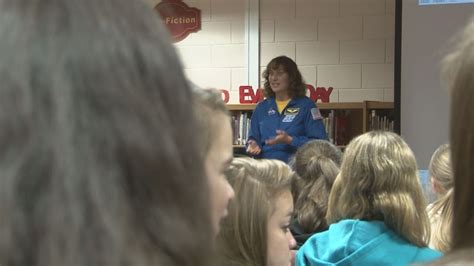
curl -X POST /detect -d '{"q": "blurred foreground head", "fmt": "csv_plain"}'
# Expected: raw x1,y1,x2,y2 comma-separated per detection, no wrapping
443,16,474,251
0,0,212,265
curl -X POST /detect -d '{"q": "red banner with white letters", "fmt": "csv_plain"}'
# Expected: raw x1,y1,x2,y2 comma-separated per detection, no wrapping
154,0,201,42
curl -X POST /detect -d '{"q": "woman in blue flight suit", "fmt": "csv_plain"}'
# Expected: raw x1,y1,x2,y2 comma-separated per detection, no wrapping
246,56,327,163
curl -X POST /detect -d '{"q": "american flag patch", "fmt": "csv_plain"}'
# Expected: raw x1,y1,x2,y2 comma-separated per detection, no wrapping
311,108,322,120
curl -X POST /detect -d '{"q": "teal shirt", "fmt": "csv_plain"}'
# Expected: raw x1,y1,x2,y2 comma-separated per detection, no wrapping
296,219,442,266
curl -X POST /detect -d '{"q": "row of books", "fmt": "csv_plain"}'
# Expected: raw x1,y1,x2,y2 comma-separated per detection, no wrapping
369,110,394,131
231,113,251,145
323,110,351,146
231,110,351,147
231,109,394,147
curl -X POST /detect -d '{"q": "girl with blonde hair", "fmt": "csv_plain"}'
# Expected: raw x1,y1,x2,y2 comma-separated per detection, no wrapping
297,131,442,265
427,144,453,252
216,158,297,266
289,140,341,247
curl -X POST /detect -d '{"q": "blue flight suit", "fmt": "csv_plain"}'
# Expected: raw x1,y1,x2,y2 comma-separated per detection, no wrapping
247,96,327,163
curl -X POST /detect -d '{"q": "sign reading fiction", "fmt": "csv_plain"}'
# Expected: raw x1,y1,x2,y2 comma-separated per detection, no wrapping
154,0,201,42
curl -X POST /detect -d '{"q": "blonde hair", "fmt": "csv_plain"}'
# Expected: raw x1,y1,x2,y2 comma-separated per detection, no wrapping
442,16,474,250
193,88,230,155
216,158,294,266
429,144,452,195
291,140,341,234
428,144,453,252
327,131,430,247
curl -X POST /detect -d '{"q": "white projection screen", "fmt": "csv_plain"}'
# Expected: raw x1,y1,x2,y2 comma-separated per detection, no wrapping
401,0,474,168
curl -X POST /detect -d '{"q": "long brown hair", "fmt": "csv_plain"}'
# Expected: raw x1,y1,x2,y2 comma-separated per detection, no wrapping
216,158,294,266
0,0,213,265
291,140,341,234
442,17,474,250
262,56,307,98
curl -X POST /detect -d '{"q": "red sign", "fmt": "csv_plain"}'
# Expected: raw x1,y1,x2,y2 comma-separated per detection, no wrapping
218,85,334,104
155,0,201,42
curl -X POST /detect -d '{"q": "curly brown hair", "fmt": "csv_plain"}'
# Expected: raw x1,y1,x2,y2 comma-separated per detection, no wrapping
262,56,307,98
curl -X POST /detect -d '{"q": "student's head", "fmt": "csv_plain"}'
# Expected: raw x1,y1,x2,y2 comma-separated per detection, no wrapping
427,144,454,253
291,140,341,233
327,131,430,247
429,189,454,253
217,158,297,266
263,56,306,98
429,144,452,196
0,0,213,265
442,16,474,250
193,88,235,236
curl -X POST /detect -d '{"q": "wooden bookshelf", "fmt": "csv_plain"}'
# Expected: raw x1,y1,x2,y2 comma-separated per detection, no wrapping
227,104,256,111
227,101,395,149
318,102,364,110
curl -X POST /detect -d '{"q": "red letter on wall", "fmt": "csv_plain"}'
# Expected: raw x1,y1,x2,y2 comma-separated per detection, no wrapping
220,89,230,103
306,84,333,103
239,86,265,104
239,86,255,103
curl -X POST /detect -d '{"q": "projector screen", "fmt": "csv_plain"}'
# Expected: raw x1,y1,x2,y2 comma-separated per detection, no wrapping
401,0,474,168
419,0,474,5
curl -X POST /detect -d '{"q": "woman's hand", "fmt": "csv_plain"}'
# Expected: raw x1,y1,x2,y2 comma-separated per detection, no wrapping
246,139,262,155
265,130,293,145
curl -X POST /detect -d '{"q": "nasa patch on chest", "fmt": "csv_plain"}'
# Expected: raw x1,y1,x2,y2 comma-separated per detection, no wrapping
284,108,300,116
282,115,296,123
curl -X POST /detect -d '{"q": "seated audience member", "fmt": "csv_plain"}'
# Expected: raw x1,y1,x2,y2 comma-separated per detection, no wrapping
431,17,474,264
427,144,453,252
0,0,214,265
297,131,442,266
193,88,235,236
216,158,297,266
289,140,341,247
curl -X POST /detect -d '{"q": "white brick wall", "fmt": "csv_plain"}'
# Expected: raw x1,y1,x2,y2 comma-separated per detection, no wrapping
231,21,245,43
260,43,296,67
261,0,296,19
210,0,245,21
338,89,384,102
362,64,394,88
212,45,245,67
384,88,394,102
299,66,317,86
296,41,339,65
340,0,385,16
386,0,396,15
328,89,340,102
179,21,231,45
156,0,395,103
364,15,395,39
261,20,275,42
318,65,362,89
275,19,317,42
340,40,386,64
296,0,339,18
185,68,231,89
386,39,394,63
231,68,247,92
318,17,363,41
176,46,212,68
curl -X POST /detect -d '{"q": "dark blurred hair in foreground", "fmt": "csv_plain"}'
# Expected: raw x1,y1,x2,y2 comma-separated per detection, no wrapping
0,0,212,265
